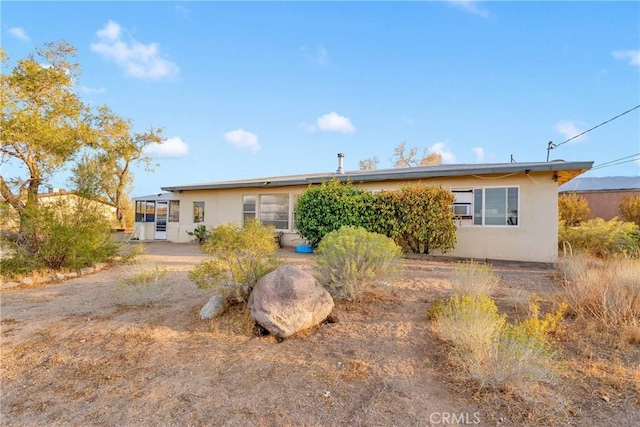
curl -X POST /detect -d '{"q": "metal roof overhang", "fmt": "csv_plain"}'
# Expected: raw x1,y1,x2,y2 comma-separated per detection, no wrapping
161,161,593,192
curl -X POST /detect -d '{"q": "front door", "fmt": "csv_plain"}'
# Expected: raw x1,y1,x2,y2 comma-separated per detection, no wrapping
155,201,168,240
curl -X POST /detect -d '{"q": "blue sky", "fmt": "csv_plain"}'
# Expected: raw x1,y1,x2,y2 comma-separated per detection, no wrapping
3,0,639,197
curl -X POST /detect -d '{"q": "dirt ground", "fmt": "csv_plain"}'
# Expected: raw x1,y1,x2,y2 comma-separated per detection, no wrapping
1,242,638,426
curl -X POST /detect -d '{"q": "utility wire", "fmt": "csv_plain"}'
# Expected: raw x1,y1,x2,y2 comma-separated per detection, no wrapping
554,104,640,149
547,104,640,161
591,154,640,171
592,152,640,168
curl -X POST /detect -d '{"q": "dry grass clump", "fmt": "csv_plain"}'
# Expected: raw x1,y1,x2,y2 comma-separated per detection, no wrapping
114,268,170,306
559,255,640,329
450,259,500,297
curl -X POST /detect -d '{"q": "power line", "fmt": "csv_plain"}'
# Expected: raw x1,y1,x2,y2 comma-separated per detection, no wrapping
546,104,640,161
590,153,640,171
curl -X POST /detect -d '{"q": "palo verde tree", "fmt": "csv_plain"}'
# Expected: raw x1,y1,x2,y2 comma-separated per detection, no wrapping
71,106,163,229
0,42,94,250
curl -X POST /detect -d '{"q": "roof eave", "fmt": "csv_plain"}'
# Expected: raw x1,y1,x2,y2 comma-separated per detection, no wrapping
160,161,594,192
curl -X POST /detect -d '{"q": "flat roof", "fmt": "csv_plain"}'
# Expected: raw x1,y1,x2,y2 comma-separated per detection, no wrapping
559,176,640,192
161,160,593,192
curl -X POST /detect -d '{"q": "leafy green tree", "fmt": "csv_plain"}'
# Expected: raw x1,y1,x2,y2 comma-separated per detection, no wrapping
619,195,640,226
0,42,94,250
558,193,592,226
71,106,163,228
189,220,282,304
294,179,376,247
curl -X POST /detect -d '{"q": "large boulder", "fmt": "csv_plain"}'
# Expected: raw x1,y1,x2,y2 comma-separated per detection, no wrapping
249,265,334,339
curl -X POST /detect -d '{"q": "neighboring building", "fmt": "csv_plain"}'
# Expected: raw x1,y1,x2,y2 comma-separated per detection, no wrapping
2,188,118,230
36,190,118,226
133,158,593,263
559,176,640,220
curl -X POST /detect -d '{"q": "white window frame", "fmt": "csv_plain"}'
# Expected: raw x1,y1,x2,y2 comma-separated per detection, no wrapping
473,186,519,227
243,193,293,231
193,201,205,223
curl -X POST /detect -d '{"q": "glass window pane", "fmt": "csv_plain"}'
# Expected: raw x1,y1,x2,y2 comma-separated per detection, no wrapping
260,194,289,230
473,189,483,226
145,201,155,223
194,201,205,223
242,195,256,212
485,188,506,226
135,201,145,222
169,200,180,222
507,188,518,226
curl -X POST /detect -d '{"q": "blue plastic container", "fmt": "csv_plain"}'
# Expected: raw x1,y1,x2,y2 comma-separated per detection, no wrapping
295,244,314,254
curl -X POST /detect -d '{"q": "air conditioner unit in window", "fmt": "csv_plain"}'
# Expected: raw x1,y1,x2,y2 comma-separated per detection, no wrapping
452,204,472,217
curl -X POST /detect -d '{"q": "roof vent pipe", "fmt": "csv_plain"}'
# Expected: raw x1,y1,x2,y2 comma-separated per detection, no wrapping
336,153,345,174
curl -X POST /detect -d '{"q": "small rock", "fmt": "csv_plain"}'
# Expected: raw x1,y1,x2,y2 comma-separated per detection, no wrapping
36,275,52,284
200,294,225,320
2,281,20,289
65,272,79,279
323,390,331,398
53,272,66,281
79,267,95,276
21,277,35,285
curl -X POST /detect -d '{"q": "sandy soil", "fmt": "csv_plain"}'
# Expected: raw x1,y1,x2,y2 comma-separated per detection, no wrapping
1,242,638,426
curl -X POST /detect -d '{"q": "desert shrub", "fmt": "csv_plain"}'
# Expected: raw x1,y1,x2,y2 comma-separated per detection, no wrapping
450,259,500,297
469,324,556,392
315,226,402,300
558,193,591,226
559,256,640,327
114,268,170,306
431,294,506,358
0,199,119,274
518,300,567,340
558,217,639,258
295,179,376,247
189,220,281,304
431,294,560,394
619,195,640,226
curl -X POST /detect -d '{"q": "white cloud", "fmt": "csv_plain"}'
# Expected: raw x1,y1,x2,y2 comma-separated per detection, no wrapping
446,1,489,18
77,85,107,95
224,129,260,153
429,142,457,163
90,20,179,80
303,112,355,134
612,50,640,67
555,121,587,143
8,27,30,42
144,137,189,158
301,45,330,66
471,146,484,162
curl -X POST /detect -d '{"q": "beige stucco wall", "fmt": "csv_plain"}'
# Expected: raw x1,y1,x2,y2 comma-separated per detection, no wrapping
148,171,561,262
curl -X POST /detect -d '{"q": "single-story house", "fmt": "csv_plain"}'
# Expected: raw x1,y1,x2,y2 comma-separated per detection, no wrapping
133,157,593,263
558,176,640,220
